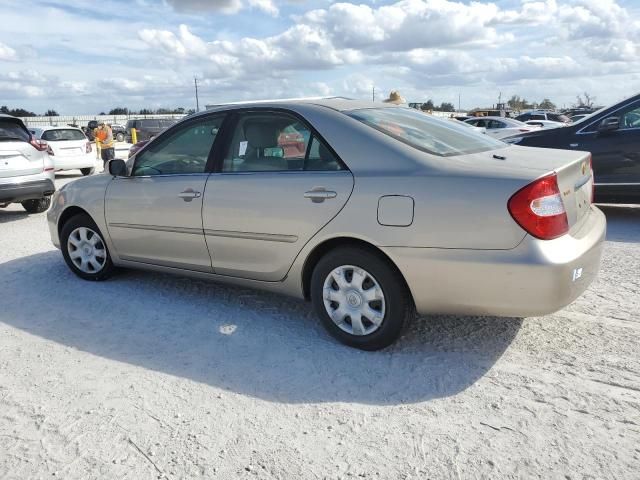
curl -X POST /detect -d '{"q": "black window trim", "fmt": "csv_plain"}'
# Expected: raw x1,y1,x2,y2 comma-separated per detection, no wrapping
577,99,640,135
130,112,229,177
211,107,350,174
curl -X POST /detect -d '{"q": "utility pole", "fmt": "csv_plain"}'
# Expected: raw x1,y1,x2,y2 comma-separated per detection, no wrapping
458,93,461,112
194,76,200,112
372,85,375,102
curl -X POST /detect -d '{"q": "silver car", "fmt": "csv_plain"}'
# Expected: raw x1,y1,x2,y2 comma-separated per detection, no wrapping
47,99,606,350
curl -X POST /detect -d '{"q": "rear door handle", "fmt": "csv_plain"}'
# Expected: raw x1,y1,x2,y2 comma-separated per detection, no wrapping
304,189,337,203
178,189,201,202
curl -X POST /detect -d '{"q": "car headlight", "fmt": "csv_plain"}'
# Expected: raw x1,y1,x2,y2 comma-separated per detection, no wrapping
503,136,523,145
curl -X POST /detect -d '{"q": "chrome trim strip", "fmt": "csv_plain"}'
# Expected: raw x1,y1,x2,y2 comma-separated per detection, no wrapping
594,182,640,186
108,223,203,235
204,229,298,243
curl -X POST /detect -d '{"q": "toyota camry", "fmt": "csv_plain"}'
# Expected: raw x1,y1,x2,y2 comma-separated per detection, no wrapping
47,98,606,350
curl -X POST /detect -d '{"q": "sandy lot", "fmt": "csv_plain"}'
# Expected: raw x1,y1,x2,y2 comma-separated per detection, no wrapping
1,173,639,479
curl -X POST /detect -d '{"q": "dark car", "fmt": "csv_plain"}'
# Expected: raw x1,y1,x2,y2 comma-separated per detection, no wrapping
506,93,640,203
515,111,571,123
125,118,177,143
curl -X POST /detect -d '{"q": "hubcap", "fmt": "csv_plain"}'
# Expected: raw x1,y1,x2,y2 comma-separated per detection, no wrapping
322,265,386,336
67,227,107,274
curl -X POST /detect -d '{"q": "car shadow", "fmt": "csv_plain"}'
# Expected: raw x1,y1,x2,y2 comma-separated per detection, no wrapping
599,204,640,243
0,251,522,405
0,209,30,224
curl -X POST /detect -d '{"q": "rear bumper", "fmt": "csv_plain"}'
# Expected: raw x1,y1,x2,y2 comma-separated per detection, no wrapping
53,154,97,170
0,178,56,203
384,206,606,317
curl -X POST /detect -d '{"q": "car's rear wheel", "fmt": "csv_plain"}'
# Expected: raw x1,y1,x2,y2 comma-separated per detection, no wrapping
310,247,414,350
21,196,51,214
80,167,95,176
115,132,124,142
60,214,114,281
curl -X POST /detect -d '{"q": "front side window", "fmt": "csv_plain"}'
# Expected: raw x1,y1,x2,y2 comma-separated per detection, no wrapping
349,108,505,156
42,129,86,141
620,104,640,130
132,116,223,176
222,112,343,172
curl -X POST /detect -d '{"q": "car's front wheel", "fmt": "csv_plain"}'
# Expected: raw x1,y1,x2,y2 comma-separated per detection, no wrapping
80,167,95,176
60,213,114,281
115,132,124,142
21,196,51,213
310,247,414,350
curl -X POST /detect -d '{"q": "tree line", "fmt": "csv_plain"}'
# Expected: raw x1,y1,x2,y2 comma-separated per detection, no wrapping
100,107,195,115
1,106,195,117
504,92,596,111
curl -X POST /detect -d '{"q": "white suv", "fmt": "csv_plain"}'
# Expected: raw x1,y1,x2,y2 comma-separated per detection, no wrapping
0,115,55,213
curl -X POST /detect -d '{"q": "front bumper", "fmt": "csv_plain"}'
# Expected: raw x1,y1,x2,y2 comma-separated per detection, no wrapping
0,178,55,204
384,206,606,317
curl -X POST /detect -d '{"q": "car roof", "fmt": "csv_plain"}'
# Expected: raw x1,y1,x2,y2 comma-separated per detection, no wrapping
33,126,82,131
202,97,396,114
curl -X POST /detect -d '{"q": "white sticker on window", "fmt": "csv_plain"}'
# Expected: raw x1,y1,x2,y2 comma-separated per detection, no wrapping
239,141,248,156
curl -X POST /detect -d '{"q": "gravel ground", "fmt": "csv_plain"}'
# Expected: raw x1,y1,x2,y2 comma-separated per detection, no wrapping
1,173,639,479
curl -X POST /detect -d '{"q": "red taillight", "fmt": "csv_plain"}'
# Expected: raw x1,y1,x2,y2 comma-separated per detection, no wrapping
86,142,92,153
508,173,569,240
29,138,48,152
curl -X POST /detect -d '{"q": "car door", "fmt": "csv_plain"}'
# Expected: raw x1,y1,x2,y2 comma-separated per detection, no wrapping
105,114,225,272
202,110,354,281
575,100,640,187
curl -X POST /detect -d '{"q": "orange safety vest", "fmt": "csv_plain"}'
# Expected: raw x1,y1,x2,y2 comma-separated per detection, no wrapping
95,127,114,148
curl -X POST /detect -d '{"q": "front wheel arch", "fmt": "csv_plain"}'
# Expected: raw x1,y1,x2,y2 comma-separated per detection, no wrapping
58,206,93,238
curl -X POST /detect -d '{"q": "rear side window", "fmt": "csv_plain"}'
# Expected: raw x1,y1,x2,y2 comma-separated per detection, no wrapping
139,120,160,129
41,129,86,141
349,108,505,156
0,119,30,142
222,112,343,172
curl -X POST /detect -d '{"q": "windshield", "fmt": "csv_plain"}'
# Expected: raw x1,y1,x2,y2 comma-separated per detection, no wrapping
348,108,505,156
41,129,86,141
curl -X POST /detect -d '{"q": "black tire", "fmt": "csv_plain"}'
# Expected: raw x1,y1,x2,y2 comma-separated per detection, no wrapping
116,132,124,142
80,167,95,176
310,246,414,350
60,213,115,281
21,196,51,214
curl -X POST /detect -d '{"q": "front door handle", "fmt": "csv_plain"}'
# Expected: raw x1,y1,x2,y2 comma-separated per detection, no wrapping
178,189,201,202
304,189,337,203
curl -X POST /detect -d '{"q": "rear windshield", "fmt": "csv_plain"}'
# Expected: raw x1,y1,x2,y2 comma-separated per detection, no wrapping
0,119,30,142
348,108,505,156
41,129,86,141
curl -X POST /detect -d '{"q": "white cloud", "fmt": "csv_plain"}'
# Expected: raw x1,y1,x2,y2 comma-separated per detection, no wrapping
164,0,243,14
0,41,17,61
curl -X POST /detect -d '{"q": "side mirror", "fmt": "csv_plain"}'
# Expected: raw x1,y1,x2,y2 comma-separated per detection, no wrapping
598,116,619,133
108,159,127,176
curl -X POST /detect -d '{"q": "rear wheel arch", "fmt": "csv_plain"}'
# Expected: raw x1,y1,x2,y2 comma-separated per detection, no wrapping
301,237,414,305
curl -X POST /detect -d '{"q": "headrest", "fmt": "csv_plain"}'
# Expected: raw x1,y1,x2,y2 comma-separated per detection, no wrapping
244,122,279,148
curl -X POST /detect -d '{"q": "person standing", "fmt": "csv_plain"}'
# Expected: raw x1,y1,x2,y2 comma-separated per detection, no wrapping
95,121,115,169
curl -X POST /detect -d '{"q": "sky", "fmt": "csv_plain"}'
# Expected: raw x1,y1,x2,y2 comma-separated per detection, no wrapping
1,0,639,115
